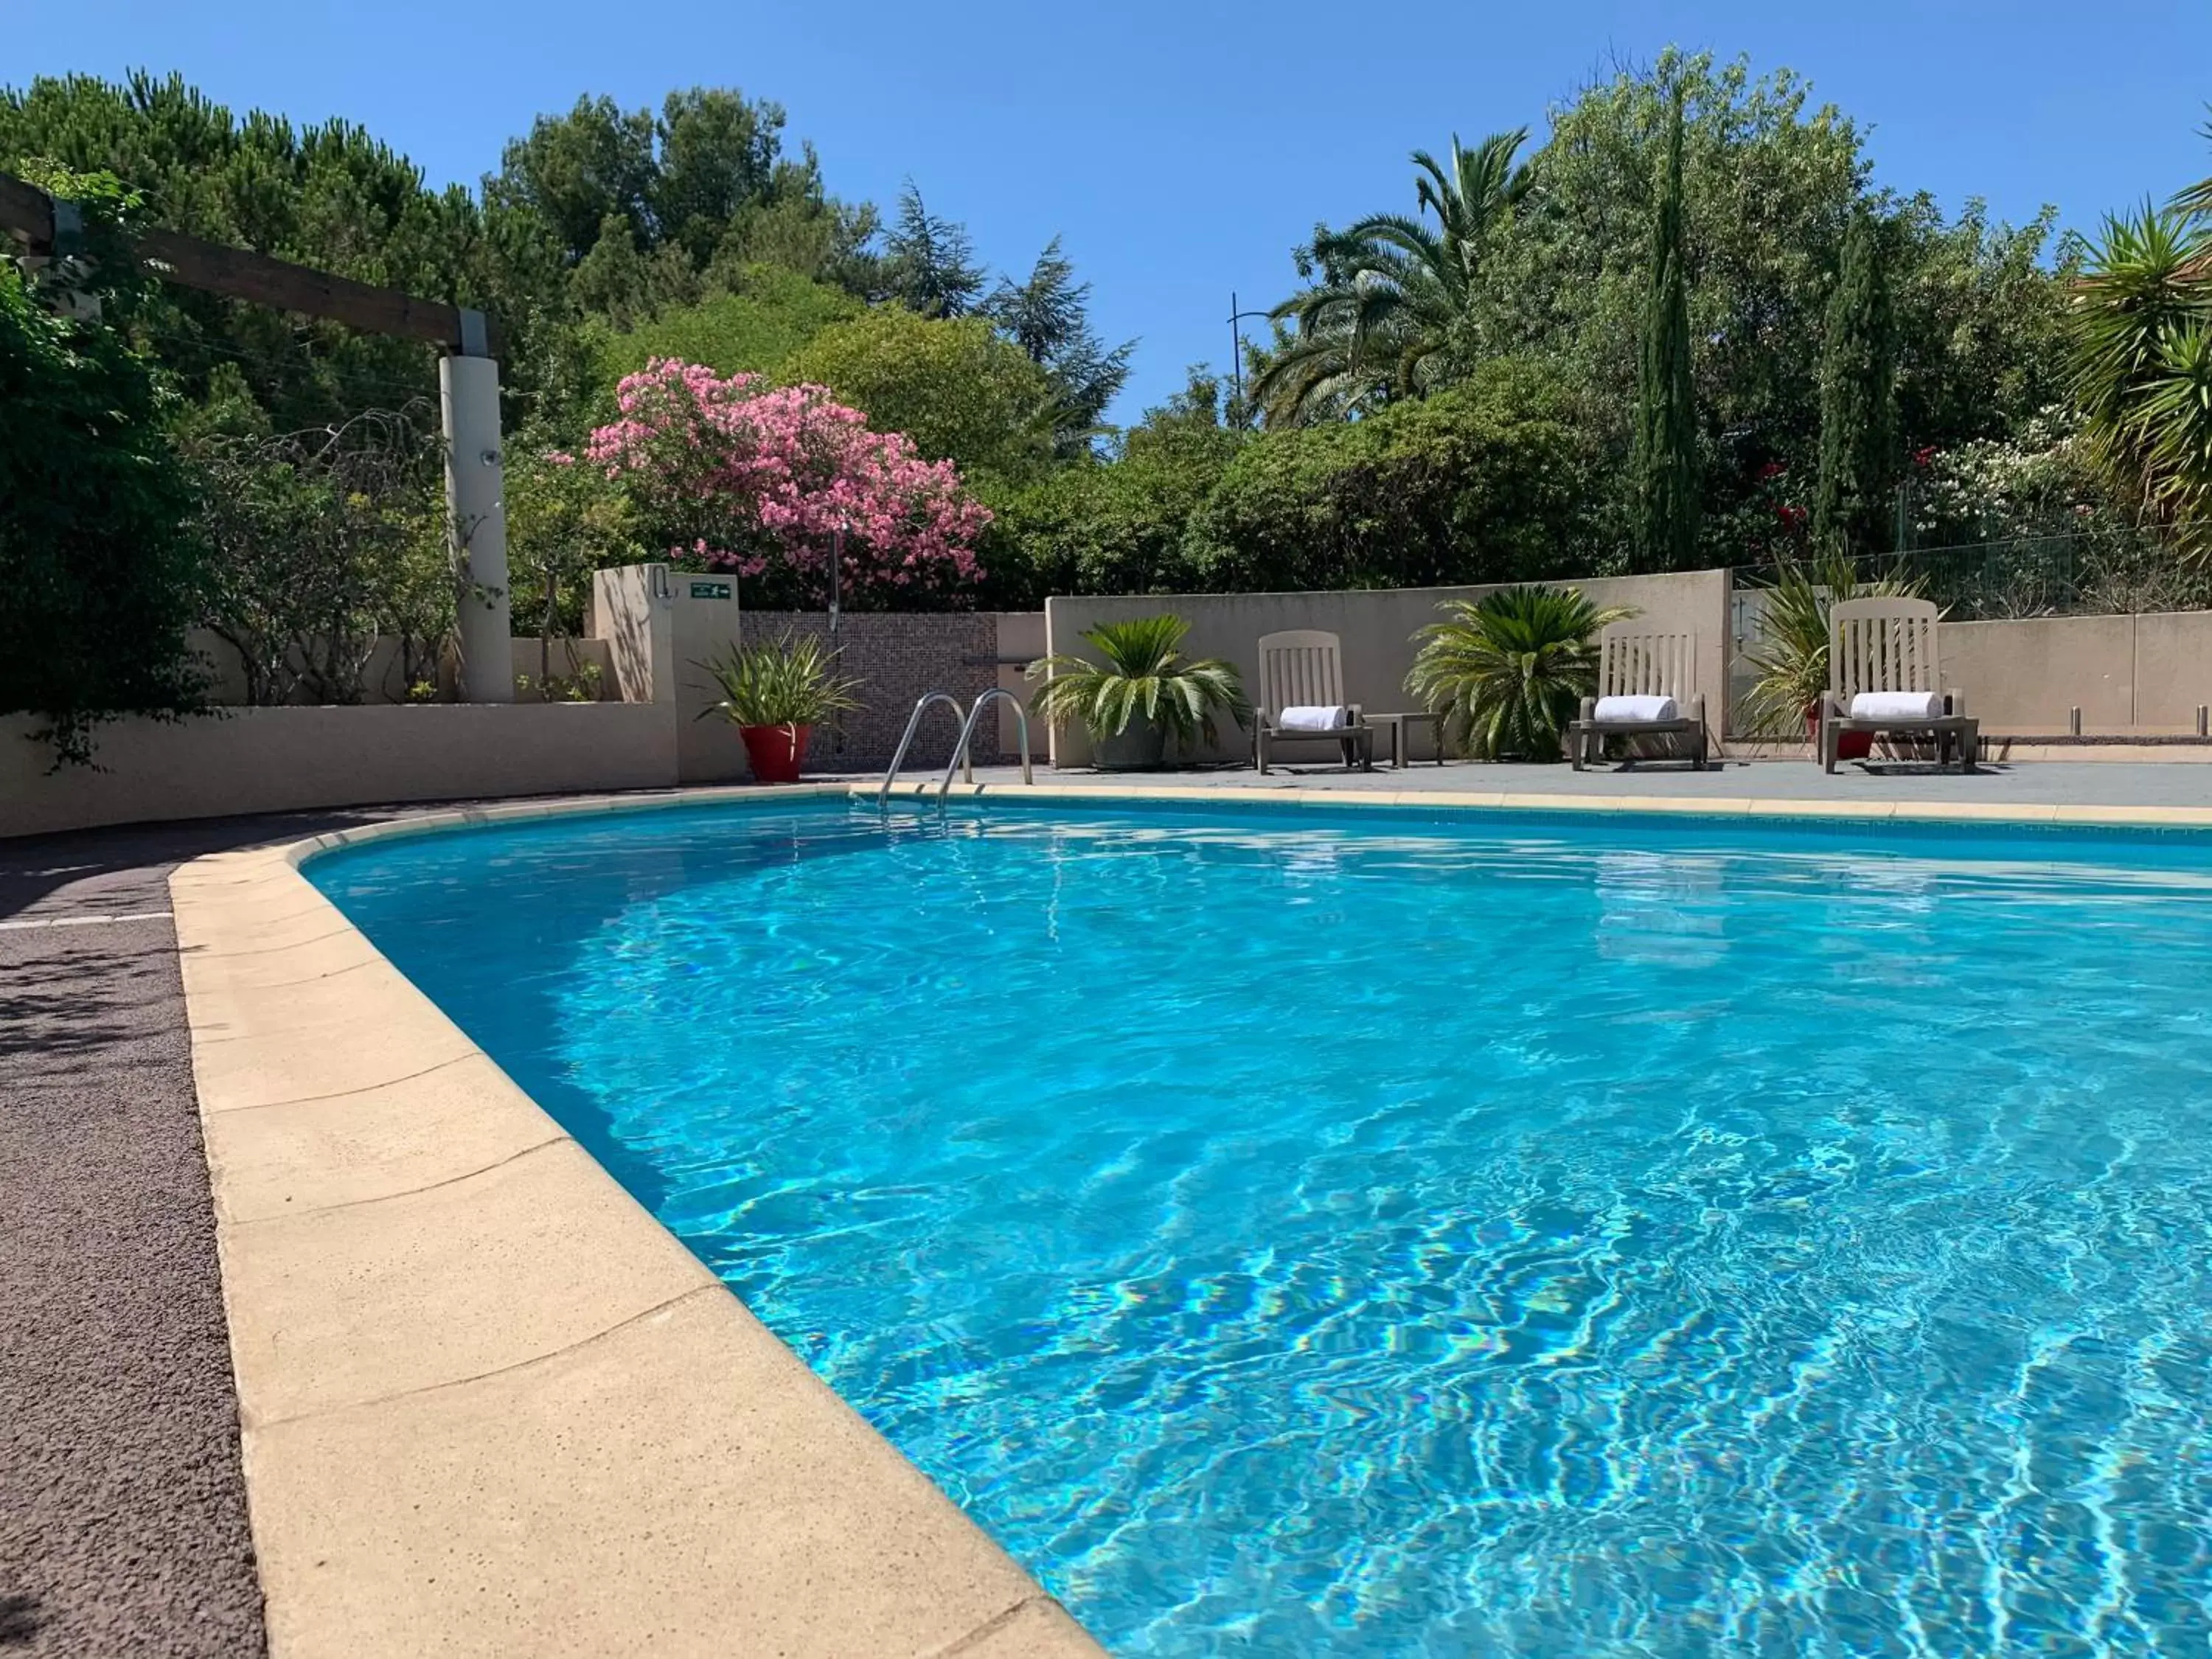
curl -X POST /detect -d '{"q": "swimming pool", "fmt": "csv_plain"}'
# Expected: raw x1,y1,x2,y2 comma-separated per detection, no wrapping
310,798,2212,1656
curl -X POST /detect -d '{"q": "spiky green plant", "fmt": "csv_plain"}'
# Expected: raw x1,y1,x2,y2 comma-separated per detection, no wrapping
1405,585,1632,760
1736,555,1927,739
1026,614,1250,751
2067,204,2212,563
695,631,862,727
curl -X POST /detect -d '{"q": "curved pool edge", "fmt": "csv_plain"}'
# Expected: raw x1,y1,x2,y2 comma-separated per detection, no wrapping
170,781,1105,1659
173,776,2212,1657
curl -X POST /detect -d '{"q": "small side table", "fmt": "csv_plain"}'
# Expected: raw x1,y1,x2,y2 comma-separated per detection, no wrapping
1369,711,1446,768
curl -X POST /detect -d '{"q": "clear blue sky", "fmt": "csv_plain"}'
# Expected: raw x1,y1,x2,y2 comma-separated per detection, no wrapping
11,0,2211,423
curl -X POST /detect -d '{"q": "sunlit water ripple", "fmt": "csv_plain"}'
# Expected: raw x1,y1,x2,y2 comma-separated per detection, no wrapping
313,800,2212,1656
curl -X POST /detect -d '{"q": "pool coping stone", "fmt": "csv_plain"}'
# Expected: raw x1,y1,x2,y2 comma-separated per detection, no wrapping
174,775,2212,1657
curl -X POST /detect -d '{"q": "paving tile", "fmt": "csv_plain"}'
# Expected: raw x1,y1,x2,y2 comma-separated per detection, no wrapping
189,978,478,1110
245,1289,1087,1659
179,922,387,996
184,942,442,1040
202,1051,565,1223
220,1138,712,1423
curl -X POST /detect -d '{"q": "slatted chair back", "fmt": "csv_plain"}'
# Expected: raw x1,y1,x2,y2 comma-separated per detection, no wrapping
1829,598,1941,703
1596,625,1697,703
1256,630,1348,720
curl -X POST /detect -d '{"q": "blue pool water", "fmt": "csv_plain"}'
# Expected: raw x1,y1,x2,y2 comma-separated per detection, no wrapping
311,800,2212,1656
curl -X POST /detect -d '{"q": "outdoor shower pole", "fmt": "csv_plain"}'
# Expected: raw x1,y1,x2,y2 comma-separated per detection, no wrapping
442,338,512,703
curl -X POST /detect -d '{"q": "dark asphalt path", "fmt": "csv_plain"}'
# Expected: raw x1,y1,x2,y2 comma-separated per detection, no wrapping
1,813,420,1659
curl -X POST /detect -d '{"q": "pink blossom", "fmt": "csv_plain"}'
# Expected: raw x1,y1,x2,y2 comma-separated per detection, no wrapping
584,359,989,605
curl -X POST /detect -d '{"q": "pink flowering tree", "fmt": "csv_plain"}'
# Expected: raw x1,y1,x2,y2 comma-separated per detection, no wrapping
581,357,990,608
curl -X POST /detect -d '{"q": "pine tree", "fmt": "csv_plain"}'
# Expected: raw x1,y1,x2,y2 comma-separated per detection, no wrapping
1632,97,1699,571
983,237,1135,452
1813,211,1899,554
883,184,985,318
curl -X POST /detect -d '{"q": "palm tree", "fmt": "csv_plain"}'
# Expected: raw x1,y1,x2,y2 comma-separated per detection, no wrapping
1404,585,1632,759
1251,130,1533,426
2067,204,2212,561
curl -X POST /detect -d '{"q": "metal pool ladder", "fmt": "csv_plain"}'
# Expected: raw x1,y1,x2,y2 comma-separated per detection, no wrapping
877,689,1033,808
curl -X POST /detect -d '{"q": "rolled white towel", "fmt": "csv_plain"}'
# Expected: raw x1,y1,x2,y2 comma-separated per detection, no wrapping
1277,704,1347,732
1848,690,1946,720
1592,693,1678,724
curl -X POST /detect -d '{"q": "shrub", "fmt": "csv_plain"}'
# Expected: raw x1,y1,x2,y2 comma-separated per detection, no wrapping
1027,614,1248,750
696,632,861,726
1185,368,1596,592
984,417,1244,605
583,357,990,608
186,406,446,704
586,262,862,390
1405,585,1631,759
778,306,1055,485
0,171,209,763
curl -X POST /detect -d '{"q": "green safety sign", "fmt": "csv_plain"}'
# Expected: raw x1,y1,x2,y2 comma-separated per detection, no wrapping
689,581,732,600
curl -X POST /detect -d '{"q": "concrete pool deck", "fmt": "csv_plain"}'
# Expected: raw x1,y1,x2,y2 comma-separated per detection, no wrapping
960,755,2212,811
9,757,2212,1657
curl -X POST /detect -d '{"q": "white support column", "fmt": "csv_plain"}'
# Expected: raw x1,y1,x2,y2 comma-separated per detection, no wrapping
441,351,512,703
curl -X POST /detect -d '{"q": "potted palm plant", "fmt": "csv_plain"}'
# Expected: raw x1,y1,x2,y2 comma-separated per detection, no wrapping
1739,555,1924,757
696,631,862,784
1027,613,1251,771
1405,584,1632,759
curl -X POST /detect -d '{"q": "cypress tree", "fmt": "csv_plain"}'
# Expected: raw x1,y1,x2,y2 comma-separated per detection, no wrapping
1813,211,1899,555
1633,96,1699,571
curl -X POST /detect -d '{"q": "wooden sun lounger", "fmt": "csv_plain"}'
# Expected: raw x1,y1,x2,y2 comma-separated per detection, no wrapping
1253,630,1372,773
1568,625,1709,771
1820,598,1979,773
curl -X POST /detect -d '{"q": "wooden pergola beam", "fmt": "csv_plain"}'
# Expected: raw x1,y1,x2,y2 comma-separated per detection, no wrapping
0,170,492,355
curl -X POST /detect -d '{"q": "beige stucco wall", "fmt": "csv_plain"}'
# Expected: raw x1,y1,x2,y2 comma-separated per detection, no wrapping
1941,610,2212,732
670,584,751,785
2129,613,2212,728
1,704,680,840
589,564,751,783
1941,615,2135,731
993,612,1048,761
591,565,672,706
1042,571,1733,766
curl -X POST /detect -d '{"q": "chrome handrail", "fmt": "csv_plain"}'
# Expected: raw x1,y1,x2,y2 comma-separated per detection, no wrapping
938,689,1034,802
877,692,969,807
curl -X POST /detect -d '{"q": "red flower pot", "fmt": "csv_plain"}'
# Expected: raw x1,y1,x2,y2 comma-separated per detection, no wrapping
739,723,812,784
1805,704,1872,760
